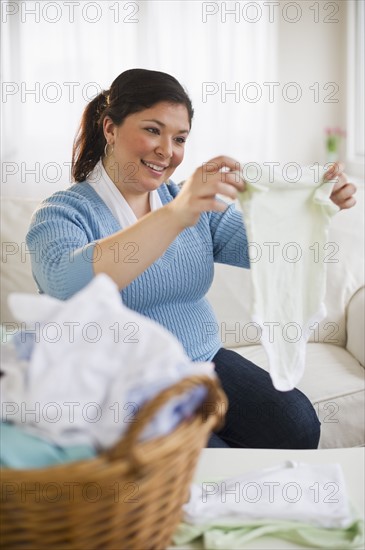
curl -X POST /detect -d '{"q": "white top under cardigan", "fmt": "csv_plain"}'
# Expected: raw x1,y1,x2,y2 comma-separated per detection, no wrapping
88,159,163,226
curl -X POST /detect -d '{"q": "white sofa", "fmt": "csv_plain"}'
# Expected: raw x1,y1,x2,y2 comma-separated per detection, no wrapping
1,187,364,449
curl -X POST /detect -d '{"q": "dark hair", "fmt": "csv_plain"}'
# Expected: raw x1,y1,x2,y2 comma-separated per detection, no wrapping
72,68,194,182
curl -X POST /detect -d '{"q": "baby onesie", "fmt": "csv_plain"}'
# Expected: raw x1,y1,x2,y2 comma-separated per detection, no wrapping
237,164,339,391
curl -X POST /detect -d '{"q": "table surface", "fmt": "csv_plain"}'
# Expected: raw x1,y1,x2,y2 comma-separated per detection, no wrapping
169,447,365,549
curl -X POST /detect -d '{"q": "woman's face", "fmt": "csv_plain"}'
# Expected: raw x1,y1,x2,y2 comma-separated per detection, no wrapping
103,101,190,194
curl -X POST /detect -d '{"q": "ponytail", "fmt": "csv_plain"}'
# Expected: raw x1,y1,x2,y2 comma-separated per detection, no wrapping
72,92,109,183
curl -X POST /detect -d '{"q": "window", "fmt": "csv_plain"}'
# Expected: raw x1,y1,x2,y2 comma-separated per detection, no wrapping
0,1,277,198
346,0,365,177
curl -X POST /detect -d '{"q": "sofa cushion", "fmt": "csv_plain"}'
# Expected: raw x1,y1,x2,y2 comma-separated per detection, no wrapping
229,342,365,449
207,184,365,348
346,286,365,367
1,197,41,324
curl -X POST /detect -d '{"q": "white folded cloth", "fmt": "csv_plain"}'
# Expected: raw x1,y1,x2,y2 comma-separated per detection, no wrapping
183,461,353,529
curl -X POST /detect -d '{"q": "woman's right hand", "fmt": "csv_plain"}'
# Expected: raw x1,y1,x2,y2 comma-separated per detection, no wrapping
169,155,245,229
93,157,244,290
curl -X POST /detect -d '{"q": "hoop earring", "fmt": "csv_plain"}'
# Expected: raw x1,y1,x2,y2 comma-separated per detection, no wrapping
104,143,114,157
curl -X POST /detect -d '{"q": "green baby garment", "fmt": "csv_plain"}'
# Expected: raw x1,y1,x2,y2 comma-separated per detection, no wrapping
173,516,364,549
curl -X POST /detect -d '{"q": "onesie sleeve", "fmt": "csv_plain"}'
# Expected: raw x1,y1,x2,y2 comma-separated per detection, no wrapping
208,202,250,268
26,191,97,300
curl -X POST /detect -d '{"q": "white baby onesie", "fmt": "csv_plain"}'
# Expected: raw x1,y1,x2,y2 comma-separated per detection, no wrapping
237,164,339,391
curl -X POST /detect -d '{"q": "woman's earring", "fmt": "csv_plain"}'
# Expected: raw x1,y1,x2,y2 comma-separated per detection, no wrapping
104,143,114,157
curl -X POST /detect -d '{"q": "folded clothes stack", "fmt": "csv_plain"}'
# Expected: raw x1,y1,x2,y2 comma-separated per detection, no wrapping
0,275,214,469
173,461,364,549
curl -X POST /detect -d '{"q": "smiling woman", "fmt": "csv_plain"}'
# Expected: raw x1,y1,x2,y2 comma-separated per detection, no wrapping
26,68,355,451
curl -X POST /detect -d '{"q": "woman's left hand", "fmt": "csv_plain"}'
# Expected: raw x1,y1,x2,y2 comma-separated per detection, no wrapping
325,162,357,210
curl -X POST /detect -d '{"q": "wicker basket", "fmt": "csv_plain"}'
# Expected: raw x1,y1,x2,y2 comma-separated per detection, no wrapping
1,374,227,549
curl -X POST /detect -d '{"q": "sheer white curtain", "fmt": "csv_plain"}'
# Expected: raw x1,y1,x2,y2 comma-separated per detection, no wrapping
1,0,278,198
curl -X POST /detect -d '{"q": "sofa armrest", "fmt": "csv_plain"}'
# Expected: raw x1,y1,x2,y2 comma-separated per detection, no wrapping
346,286,365,367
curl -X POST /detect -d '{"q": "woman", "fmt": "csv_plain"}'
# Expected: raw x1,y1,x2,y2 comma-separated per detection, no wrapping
27,68,356,448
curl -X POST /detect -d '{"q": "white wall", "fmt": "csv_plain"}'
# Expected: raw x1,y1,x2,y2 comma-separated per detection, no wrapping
273,0,347,165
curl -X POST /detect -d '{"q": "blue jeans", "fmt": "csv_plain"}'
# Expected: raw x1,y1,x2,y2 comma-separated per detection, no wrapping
207,348,321,449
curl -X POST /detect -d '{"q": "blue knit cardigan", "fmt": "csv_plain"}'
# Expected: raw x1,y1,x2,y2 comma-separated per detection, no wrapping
26,181,249,361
